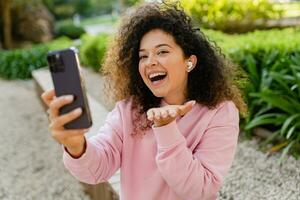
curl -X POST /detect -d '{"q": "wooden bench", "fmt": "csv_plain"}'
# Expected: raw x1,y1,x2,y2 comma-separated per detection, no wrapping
32,67,120,200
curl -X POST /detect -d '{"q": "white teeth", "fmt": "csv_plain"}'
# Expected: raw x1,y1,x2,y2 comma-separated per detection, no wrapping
148,72,167,79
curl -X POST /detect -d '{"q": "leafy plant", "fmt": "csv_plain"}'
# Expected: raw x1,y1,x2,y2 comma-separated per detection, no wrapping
181,0,283,33
79,33,110,71
55,21,86,39
203,28,300,159
244,52,300,161
0,37,73,79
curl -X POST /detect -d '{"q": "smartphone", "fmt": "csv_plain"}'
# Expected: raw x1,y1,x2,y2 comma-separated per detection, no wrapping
47,47,92,129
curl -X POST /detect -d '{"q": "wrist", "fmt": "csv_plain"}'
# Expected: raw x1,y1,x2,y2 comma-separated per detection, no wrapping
153,118,175,127
65,138,86,158
153,122,167,127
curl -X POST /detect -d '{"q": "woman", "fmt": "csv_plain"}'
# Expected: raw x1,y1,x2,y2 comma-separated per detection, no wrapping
41,1,247,200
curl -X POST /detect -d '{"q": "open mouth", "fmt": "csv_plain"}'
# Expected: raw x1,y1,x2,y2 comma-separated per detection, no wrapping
148,72,167,83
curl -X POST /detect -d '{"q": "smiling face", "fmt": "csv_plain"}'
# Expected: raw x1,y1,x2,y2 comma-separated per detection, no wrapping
138,29,195,105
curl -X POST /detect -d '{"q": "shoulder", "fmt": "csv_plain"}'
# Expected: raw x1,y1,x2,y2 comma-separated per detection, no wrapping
183,100,239,130
215,100,239,114
195,100,238,117
104,98,134,133
114,97,134,112
206,100,239,127
107,97,135,121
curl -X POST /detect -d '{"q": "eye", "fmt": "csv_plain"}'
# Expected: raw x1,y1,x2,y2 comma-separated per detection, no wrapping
158,50,169,55
139,55,148,60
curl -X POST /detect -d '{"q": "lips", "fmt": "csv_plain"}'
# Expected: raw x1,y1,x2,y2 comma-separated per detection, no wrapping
147,71,167,83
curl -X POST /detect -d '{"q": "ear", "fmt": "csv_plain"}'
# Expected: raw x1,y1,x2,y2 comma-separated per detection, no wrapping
186,55,197,72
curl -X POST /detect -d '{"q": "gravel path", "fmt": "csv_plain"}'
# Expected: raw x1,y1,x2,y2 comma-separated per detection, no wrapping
220,140,300,200
0,79,90,200
0,67,299,199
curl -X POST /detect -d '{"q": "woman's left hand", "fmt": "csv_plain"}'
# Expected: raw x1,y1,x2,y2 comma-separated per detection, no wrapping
147,100,196,127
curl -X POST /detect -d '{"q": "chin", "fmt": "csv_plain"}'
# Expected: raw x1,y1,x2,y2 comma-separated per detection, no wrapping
150,90,165,98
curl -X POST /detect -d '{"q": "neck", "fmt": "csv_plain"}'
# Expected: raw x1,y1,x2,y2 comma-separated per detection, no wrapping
163,92,187,105
162,80,188,105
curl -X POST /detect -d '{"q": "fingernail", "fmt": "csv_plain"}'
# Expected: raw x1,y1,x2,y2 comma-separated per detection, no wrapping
65,95,74,101
190,100,196,105
74,108,82,114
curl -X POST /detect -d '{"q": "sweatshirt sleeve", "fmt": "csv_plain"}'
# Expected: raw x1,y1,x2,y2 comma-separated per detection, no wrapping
63,103,123,185
153,101,239,200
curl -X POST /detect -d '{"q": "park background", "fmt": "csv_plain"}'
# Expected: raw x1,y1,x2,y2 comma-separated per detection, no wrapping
0,0,300,199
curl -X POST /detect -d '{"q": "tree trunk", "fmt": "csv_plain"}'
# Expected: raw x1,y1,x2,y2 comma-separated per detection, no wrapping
1,0,13,49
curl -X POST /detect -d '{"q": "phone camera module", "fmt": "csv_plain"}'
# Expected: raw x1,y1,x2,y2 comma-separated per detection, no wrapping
48,53,64,73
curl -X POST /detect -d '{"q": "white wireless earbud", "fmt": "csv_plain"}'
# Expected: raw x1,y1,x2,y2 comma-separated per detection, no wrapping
187,61,193,72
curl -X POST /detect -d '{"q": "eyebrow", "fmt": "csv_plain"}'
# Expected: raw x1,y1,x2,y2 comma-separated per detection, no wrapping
139,44,172,52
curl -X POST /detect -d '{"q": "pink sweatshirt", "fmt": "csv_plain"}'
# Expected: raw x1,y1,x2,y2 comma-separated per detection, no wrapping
63,99,239,200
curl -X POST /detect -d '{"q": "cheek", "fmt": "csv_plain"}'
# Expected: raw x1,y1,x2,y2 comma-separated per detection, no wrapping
138,64,146,81
138,64,143,76
169,64,187,81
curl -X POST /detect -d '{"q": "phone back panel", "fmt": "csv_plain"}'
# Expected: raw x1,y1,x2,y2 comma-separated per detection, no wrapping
48,48,92,129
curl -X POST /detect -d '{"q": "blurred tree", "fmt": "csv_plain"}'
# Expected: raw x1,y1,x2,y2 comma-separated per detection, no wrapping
90,0,116,15
42,0,141,19
0,0,53,49
42,0,75,19
12,0,54,43
181,0,283,33
75,0,92,16
126,0,140,6
0,0,13,49
43,0,115,18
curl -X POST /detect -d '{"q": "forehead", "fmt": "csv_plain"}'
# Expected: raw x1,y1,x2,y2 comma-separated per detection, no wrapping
139,29,177,49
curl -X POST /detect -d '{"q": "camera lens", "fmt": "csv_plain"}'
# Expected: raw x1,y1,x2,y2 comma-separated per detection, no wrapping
47,53,64,73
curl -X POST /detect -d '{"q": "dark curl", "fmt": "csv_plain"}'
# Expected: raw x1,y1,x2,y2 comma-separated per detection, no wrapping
102,1,247,136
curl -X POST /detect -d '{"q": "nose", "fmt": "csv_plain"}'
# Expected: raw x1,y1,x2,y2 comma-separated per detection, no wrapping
145,54,158,67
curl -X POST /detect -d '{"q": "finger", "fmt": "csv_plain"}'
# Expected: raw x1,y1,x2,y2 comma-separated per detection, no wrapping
160,109,168,118
49,107,82,129
165,109,174,118
49,95,74,118
41,89,56,107
168,108,179,118
153,109,161,120
147,109,155,121
179,100,196,116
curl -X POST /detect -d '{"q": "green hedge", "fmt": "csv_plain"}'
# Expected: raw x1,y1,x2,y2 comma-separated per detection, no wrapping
79,34,110,71
182,0,283,33
205,28,300,159
55,21,86,39
0,37,73,79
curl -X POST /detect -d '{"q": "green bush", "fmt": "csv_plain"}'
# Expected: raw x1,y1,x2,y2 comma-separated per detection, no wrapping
46,37,75,51
0,46,48,79
204,28,300,159
245,58,300,160
182,0,283,33
0,37,73,79
79,34,110,71
55,21,86,39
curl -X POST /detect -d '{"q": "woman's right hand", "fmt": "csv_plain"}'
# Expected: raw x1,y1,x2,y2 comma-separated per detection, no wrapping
41,89,89,158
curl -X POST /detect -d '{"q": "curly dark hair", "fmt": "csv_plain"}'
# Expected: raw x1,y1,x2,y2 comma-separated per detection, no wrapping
101,1,247,136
